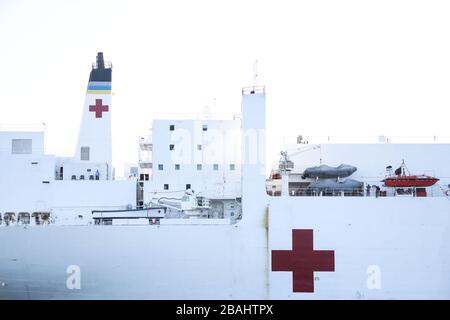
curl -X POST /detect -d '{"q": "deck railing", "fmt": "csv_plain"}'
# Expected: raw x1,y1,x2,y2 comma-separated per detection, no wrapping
267,187,446,197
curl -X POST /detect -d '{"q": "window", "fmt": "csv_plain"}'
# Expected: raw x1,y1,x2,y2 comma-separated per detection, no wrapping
169,125,175,131
80,146,90,161
164,184,169,190
158,164,164,170
202,124,208,131
102,219,113,225
18,212,30,225
197,144,202,151
230,164,235,171
197,164,202,170
186,184,191,190
213,164,219,170
11,139,32,154
169,144,175,151
175,164,180,170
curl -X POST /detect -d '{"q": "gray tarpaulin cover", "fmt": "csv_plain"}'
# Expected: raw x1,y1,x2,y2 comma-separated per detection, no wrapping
303,164,357,178
308,178,363,191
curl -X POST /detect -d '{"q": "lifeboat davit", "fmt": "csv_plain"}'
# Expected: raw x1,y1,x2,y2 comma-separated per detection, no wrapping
383,175,439,188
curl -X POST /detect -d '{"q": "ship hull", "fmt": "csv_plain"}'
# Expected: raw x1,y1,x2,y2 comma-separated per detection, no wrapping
1,197,449,300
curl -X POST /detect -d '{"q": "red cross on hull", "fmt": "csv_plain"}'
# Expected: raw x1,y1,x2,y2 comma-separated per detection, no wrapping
272,229,335,293
89,99,109,118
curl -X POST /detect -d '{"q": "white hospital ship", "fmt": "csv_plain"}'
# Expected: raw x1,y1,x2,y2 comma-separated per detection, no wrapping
0,53,449,299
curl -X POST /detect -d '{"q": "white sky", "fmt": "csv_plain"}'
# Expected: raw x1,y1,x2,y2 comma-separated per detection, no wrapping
1,0,449,176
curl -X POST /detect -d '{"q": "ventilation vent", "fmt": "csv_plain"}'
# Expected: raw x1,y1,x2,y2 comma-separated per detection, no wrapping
12,139,32,154
80,146,90,161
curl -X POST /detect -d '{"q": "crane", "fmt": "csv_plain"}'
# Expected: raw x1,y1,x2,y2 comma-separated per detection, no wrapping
278,145,322,174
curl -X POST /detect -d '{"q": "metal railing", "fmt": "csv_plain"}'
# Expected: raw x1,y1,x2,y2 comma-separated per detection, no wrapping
152,112,239,120
92,61,112,69
0,123,46,132
242,86,265,95
267,187,446,197
268,188,364,197
292,135,450,144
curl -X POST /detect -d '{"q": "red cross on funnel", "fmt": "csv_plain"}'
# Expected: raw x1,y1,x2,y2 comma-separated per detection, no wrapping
89,99,109,118
272,229,335,293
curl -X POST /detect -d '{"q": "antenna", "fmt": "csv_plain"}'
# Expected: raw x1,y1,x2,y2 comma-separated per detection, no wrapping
253,60,258,88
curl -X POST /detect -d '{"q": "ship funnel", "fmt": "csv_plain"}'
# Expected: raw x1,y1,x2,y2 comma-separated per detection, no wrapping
74,52,113,179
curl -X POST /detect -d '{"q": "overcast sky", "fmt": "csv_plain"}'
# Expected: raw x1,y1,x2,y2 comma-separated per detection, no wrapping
1,0,449,175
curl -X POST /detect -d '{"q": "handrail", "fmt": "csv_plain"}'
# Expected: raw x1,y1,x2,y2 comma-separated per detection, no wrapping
267,187,445,197
92,61,112,69
242,86,265,95
291,135,450,144
152,112,239,120
0,123,46,132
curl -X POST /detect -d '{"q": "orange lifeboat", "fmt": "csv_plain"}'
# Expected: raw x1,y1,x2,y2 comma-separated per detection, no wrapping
382,160,439,188
269,170,281,180
383,175,439,188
